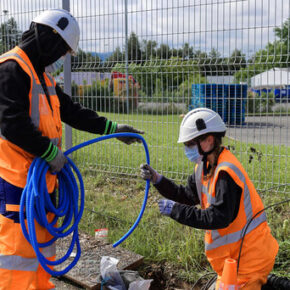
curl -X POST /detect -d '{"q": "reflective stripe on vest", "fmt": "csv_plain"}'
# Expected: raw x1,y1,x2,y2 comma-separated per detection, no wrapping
0,243,55,271
220,284,237,290
0,52,59,145
204,161,267,251
195,163,203,203
206,211,266,251
195,163,216,205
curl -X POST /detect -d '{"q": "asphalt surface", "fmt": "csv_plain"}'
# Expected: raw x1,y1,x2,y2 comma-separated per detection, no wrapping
226,116,289,146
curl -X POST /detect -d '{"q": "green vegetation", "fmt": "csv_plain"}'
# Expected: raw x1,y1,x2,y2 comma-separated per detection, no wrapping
68,113,290,283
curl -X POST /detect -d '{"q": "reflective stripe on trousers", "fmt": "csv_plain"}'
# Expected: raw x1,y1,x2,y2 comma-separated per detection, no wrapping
0,244,55,271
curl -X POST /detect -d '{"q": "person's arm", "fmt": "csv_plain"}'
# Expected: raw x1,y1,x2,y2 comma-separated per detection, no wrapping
56,84,144,144
155,174,200,206
56,85,113,134
169,171,242,230
0,61,51,157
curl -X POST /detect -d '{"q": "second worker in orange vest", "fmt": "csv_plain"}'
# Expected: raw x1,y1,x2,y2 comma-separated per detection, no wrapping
140,108,278,290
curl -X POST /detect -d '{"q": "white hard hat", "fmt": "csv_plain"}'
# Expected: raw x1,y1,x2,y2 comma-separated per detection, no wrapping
33,9,80,55
178,108,226,143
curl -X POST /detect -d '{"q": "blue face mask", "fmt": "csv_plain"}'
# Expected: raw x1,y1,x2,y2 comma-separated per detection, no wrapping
184,145,202,164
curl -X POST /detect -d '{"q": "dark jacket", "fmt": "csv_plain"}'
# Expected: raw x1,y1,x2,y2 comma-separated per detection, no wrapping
155,157,242,230
0,24,112,157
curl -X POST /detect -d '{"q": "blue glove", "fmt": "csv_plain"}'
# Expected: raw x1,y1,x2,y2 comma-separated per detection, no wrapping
158,199,175,216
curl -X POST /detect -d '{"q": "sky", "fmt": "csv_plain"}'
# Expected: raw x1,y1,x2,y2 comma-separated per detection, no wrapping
0,0,289,57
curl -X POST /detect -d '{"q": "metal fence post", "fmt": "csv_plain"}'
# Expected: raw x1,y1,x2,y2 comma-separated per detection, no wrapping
62,0,72,150
124,0,129,113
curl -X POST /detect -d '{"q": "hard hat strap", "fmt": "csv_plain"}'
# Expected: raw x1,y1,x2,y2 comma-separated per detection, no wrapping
197,140,216,176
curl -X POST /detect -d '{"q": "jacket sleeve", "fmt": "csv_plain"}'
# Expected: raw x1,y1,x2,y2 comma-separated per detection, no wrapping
56,85,115,135
169,171,242,230
0,60,51,157
154,174,200,206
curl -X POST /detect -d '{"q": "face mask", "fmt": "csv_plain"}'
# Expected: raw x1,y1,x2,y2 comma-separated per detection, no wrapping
45,56,65,73
184,145,202,164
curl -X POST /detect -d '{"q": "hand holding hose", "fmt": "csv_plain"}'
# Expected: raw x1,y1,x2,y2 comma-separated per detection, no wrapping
140,164,162,184
115,124,144,145
42,144,68,173
48,149,67,172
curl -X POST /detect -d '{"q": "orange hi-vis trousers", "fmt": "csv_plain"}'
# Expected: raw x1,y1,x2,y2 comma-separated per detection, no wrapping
0,178,55,290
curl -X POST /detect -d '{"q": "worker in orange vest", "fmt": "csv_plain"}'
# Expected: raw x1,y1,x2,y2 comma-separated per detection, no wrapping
0,9,143,290
140,108,278,290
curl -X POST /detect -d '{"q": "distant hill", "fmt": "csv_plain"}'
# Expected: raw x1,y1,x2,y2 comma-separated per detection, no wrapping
91,52,113,61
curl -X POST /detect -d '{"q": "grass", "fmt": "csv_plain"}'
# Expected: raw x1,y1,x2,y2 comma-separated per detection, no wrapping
66,112,289,283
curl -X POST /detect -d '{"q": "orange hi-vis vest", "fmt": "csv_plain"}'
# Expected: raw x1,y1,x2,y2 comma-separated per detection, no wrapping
0,46,62,193
195,148,278,276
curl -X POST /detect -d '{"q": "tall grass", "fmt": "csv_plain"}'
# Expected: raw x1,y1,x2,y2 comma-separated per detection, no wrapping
67,113,289,281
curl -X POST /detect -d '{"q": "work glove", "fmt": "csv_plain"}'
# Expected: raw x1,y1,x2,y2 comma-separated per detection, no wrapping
140,164,162,184
158,199,175,216
115,124,144,145
47,148,68,173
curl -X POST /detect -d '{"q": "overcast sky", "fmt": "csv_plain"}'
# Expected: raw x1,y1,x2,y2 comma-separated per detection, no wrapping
1,0,289,57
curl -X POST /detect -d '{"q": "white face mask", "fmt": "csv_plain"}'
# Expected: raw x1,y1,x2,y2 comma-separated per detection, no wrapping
184,145,202,164
45,56,65,73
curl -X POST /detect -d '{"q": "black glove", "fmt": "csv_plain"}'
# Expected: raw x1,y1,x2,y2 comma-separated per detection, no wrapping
47,149,68,173
115,124,144,145
140,164,162,184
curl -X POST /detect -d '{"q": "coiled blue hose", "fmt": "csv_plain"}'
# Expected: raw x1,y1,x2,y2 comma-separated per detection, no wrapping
20,133,150,276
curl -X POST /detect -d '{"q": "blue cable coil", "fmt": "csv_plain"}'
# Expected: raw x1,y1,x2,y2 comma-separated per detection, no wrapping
20,133,150,276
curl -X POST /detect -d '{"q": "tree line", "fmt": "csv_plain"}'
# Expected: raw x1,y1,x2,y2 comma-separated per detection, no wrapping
0,16,289,96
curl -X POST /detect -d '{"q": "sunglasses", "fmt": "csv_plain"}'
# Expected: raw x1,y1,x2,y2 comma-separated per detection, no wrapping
184,135,208,147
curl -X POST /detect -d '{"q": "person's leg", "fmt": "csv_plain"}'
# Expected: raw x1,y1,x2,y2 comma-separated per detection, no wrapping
238,257,276,290
29,259,55,290
0,213,38,290
214,256,275,290
0,179,55,290
28,213,56,290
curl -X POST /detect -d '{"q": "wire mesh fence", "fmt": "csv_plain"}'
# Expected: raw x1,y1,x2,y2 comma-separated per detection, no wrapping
0,0,289,193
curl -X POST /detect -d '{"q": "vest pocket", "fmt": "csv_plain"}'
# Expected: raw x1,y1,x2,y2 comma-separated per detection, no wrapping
0,178,6,214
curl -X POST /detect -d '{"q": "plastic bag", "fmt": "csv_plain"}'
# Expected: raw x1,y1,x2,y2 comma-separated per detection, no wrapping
128,279,152,290
100,256,126,290
100,256,153,290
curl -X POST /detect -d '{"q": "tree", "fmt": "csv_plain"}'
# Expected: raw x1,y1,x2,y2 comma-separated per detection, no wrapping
234,18,290,82
0,17,22,54
71,48,101,71
180,43,194,59
157,44,172,59
127,32,142,63
274,18,289,46
104,47,124,68
228,49,247,73
141,39,157,60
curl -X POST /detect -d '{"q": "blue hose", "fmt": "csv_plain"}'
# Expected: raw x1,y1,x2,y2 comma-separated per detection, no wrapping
20,133,150,276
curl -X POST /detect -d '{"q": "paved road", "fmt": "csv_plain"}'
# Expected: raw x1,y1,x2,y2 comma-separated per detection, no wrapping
226,116,289,146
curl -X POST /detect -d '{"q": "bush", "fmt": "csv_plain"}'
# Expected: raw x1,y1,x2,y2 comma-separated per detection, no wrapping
246,91,275,113
137,102,187,115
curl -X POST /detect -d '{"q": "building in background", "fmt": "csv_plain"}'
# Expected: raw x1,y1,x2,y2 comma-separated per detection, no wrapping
251,68,290,102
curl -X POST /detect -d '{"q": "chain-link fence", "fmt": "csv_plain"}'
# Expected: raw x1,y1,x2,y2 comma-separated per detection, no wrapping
0,0,289,192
